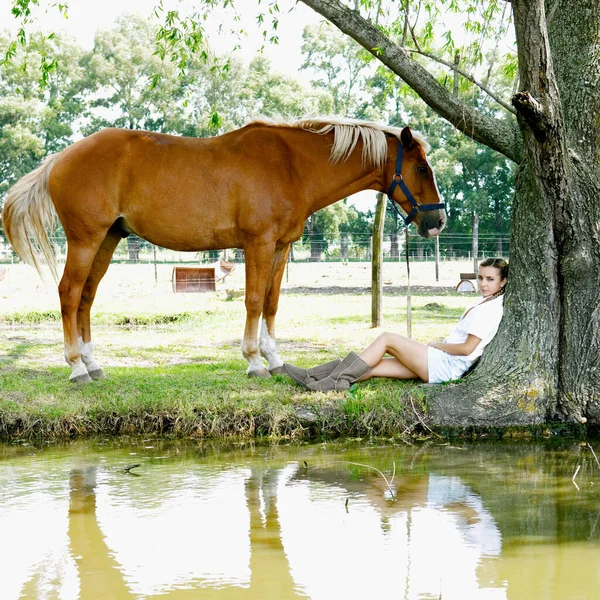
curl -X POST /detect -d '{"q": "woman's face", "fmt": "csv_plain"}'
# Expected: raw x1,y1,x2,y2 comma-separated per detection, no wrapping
478,266,506,298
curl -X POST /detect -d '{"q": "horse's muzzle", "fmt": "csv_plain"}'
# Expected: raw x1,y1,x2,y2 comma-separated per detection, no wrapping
418,211,447,238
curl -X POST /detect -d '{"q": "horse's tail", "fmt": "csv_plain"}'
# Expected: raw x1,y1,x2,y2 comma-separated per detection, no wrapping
1,153,62,282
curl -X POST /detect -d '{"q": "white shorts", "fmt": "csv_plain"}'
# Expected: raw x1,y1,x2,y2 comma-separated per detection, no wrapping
427,347,472,384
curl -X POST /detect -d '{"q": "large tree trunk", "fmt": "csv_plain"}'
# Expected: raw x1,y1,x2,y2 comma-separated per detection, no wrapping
300,0,600,426
549,0,600,420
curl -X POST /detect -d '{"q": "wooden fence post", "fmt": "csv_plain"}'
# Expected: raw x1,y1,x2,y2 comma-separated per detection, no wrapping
435,235,440,282
472,212,480,274
371,192,386,328
405,228,412,339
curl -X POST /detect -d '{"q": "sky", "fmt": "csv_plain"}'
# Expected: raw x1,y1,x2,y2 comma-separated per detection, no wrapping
0,0,378,210
0,0,323,83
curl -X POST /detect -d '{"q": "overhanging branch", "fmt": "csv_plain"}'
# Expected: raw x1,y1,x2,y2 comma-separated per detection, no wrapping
299,0,523,163
406,47,517,115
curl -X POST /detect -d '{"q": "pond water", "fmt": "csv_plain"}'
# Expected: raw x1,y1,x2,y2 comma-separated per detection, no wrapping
1,438,599,600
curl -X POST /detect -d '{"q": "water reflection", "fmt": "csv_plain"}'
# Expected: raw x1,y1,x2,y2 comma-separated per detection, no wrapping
280,465,503,599
0,441,599,599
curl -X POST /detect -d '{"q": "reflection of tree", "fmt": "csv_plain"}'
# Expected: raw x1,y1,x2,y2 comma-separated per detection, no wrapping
293,464,429,516
290,461,503,599
430,444,600,600
245,468,298,599
429,444,600,545
68,466,132,599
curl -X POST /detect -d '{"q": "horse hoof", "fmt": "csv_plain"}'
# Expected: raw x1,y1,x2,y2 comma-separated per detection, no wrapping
88,368,106,380
70,373,93,384
248,369,272,379
268,366,286,376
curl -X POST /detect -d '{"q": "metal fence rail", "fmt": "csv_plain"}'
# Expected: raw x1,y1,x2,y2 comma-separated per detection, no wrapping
0,232,510,266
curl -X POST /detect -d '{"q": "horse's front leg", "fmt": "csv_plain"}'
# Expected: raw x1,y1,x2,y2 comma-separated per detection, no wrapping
77,229,122,380
242,241,275,378
259,244,290,375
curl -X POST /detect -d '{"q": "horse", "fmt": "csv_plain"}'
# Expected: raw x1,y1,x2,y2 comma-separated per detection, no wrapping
2,117,446,383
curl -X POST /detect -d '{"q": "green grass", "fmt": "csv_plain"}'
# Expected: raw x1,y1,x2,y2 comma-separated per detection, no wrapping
0,291,462,440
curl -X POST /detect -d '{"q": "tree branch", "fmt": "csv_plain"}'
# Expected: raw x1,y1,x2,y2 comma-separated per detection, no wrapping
299,0,522,163
405,47,516,115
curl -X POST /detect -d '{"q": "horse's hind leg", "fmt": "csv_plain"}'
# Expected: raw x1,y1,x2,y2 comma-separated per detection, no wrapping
77,229,122,380
259,244,290,375
59,238,105,383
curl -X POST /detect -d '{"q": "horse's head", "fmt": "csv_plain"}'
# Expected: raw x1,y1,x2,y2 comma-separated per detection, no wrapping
386,127,446,238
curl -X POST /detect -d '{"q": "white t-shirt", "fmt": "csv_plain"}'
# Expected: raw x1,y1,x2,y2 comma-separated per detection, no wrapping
444,295,504,363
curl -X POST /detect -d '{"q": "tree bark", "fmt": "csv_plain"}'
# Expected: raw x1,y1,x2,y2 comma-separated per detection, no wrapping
544,0,600,420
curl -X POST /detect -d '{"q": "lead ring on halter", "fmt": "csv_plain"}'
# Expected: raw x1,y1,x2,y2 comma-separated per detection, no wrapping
387,139,446,226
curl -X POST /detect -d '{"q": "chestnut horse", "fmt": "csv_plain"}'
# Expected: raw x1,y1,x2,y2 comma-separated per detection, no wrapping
2,117,446,383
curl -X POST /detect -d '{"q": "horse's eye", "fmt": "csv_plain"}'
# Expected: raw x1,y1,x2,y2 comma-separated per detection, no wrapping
417,165,428,174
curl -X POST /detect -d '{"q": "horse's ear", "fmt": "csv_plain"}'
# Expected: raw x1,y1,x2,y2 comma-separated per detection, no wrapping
400,126,414,149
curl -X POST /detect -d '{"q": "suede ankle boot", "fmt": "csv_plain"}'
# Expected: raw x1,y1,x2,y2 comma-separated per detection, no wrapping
306,352,371,392
283,358,342,388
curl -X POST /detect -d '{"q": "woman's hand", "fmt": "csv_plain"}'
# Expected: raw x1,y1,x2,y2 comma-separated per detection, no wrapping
428,335,482,356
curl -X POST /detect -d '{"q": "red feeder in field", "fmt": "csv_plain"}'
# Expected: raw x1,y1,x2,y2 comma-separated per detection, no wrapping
172,260,236,293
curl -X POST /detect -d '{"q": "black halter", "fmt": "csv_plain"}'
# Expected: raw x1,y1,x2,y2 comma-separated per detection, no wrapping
387,140,446,227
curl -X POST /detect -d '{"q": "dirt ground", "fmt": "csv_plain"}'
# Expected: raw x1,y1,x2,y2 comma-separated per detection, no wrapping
0,258,479,313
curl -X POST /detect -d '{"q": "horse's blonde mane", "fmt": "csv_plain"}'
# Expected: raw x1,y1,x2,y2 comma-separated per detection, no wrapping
248,116,430,168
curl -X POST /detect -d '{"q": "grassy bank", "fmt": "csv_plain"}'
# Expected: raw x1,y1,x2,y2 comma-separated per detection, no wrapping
1,281,470,440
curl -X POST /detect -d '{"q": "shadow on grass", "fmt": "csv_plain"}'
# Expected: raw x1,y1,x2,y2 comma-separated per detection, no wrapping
0,340,45,370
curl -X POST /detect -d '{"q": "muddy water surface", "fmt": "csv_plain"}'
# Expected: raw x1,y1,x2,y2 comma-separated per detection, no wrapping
1,438,599,599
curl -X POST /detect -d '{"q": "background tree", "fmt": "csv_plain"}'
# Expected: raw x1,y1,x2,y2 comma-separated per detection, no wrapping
244,55,330,119
183,54,248,137
0,31,85,247
301,23,372,116
82,14,187,135
299,25,380,262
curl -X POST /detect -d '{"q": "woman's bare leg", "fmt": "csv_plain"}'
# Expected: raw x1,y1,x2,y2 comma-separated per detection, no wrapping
358,357,419,381
358,332,429,382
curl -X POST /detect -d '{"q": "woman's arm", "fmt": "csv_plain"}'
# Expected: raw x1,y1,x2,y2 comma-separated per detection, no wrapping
428,334,482,356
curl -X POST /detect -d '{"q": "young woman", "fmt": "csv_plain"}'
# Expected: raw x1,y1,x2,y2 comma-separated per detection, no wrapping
284,258,508,392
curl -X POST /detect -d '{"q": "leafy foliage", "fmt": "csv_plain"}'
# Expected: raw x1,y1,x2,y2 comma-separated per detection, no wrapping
0,2,515,248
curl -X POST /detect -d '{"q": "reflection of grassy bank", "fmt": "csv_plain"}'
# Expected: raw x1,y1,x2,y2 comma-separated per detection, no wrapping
0,292,467,440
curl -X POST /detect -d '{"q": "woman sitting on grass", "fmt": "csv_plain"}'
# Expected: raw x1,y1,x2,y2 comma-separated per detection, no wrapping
284,258,508,392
